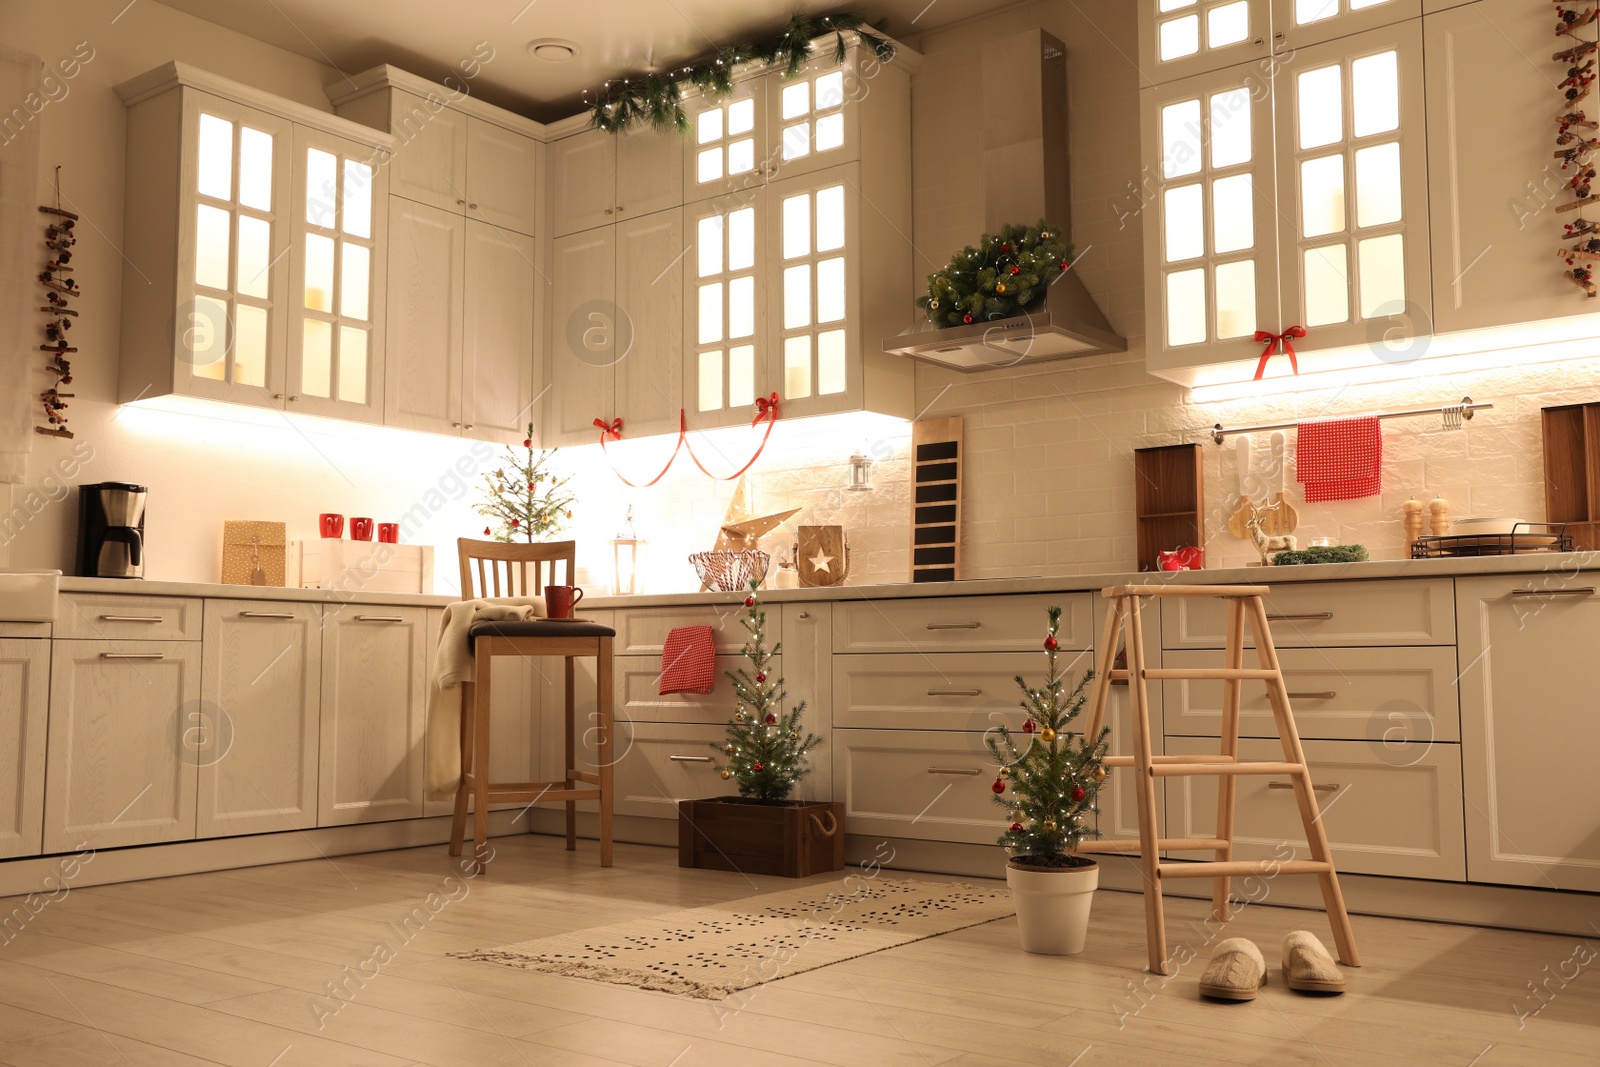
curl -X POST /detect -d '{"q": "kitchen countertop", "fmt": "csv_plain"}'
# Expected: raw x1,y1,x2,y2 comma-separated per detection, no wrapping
55,550,1600,609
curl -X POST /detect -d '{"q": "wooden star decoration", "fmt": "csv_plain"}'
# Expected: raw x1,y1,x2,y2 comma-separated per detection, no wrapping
808,548,834,573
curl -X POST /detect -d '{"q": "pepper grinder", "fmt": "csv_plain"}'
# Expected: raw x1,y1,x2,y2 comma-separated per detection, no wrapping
1428,494,1450,536
1403,497,1424,547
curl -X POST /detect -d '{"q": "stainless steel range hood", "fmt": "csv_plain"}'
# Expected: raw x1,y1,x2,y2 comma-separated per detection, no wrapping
886,28,1126,372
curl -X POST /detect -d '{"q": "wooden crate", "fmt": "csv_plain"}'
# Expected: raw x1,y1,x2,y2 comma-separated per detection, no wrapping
286,538,434,595
678,797,845,878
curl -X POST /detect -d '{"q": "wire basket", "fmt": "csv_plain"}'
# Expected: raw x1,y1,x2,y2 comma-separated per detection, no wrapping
1411,522,1572,558
689,550,771,591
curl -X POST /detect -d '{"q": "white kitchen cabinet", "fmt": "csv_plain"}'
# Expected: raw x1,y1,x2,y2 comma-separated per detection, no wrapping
684,78,769,204
1139,0,1273,85
197,601,321,837
464,116,541,236
1270,0,1420,52
463,221,540,444
781,603,833,804
590,722,728,820
617,655,778,726
1457,573,1600,891
833,729,999,845
549,128,618,236
833,593,1094,653
832,652,1047,732
45,640,202,852
0,640,48,859
546,211,683,444
318,607,428,825
379,97,469,214
618,126,685,221
1425,0,1595,335
615,603,779,654
764,56,860,180
685,189,768,429
1161,577,1455,648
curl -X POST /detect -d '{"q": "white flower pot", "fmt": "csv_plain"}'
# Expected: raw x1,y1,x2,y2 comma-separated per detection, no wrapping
1006,859,1099,955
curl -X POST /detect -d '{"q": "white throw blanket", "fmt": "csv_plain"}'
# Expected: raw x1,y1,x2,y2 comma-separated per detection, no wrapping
425,596,545,797
0,47,42,483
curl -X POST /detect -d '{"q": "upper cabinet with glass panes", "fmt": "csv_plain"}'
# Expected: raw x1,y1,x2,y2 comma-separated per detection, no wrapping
1140,0,1418,83
115,63,394,417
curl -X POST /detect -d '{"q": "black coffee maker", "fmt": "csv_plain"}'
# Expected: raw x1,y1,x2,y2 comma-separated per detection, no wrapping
76,482,148,579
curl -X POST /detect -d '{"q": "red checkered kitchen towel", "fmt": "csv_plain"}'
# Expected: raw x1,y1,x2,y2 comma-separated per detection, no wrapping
659,625,717,696
1296,416,1383,502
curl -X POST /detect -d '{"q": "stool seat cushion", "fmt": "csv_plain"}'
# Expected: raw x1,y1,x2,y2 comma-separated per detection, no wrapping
469,620,616,641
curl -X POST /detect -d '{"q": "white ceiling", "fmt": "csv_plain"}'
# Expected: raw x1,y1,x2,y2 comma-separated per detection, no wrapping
157,0,1013,121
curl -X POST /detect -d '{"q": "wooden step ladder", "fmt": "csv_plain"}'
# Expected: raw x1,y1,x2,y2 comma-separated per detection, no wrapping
1078,584,1360,975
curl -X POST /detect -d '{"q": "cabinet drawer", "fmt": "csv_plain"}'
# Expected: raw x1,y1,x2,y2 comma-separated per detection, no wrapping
833,593,1092,653
1160,579,1454,649
834,730,998,845
57,593,202,641
1162,646,1460,742
1163,738,1466,881
618,654,778,725
834,652,1092,731
615,605,773,656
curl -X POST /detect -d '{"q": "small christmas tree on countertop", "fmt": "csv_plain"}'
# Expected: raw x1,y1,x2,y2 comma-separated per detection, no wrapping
475,424,576,543
986,606,1110,868
710,583,822,802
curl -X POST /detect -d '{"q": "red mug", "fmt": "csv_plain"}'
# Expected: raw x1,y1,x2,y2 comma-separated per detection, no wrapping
319,513,344,538
350,517,374,541
377,523,399,544
1157,545,1204,571
546,585,583,619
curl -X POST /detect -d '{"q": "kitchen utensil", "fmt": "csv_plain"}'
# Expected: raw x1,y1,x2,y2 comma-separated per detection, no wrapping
1157,546,1204,571
377,523,399,543
350,517,374,541
1226,435,1255,539
1451,516,1522,535
545,585,584,618
1402,497,1424,549
1429,494,1450,535
1260,432,1299,536
319,513,344,538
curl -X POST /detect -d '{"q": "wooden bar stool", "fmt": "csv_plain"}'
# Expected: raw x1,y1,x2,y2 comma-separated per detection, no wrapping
1078,583,1359,975
451,539,614,873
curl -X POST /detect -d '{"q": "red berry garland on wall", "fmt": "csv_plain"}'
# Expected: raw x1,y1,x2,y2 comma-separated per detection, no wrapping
1556,4,1600,296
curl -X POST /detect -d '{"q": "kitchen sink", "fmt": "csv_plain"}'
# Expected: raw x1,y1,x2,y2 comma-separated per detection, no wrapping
0,569,61,622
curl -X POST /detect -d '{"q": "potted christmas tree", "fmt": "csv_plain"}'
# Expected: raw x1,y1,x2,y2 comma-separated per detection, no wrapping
678,583,842,877
474,424,575,542
986,606,1110,955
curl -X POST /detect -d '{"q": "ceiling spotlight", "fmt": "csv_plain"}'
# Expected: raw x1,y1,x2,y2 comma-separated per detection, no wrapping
528,38,580,62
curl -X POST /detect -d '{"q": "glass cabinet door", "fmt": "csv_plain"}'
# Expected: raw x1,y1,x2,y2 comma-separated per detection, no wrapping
178,92,291,406
765,58,858,180
1271,0,1420,52
289,128,387,422
766,163,859,417
683,79,768,204
1142,58,1281,378
1273,21,1428,356
1141,0,1272,85
685,191,766,429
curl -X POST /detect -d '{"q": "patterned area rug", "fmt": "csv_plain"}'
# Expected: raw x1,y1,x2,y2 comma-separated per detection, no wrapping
452,878,1014,999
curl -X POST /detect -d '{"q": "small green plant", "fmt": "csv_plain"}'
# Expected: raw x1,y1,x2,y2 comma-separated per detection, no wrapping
1273,544,1369,566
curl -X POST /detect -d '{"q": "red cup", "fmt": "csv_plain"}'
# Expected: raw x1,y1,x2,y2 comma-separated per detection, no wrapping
319,513,344,538
545,585,583,619
377,523,399,544
350,517,374,541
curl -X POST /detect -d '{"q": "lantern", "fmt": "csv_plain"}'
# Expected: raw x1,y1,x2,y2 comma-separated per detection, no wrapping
611,506,641,596
846,450,873,492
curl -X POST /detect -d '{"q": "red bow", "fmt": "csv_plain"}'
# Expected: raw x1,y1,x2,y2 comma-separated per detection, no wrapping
1252,326,1306,380
753,393,780,426
593,417,623,440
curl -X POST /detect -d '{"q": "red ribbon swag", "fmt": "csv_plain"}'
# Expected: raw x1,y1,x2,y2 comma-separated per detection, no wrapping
594,395,781,487
1252,325,1306,380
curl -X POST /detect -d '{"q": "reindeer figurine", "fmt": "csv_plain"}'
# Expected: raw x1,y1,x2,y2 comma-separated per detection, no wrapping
1244,501,1297,565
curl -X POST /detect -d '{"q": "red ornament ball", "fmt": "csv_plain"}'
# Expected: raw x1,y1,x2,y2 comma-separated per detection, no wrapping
753,761,764,772
765,713,777,725
1071,786,1087,802
962,313,974,324
1044,636,1059,651
1022,719,1036,734
522,438,532,447
1059,260,1070,271
1009,265,1021,275
482,526,491,536
991,779,1006,795
756,672,767,683
1000,242,1012,254
1009,822,1024,834
510,518,520,528
744,596,756,607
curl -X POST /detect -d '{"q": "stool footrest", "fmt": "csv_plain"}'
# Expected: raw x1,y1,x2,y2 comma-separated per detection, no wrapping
1151,761,1304,778
487,787,601,804
1158,859,1333,879
1078,837,1231,853
570,770,600,785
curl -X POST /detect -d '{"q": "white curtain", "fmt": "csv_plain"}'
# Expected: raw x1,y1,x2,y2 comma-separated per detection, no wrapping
0,46,42,484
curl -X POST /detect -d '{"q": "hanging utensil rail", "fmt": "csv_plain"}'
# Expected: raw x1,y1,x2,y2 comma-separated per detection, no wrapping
1209,396,1492,445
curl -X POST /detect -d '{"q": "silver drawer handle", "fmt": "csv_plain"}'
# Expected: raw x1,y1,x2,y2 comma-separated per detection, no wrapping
100,615,163,623
1267,612,1333,622
354,615,405,623
240,611,295,619
926,767,981,776
101,652,165,660
1287,691,1337,700
1511,587,1596,599
670,755,713,763
927,688,982,697
926,621,981,630
1268,781,1338,792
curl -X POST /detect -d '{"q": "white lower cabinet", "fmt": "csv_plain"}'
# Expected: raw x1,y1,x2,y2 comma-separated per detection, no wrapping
45,640,202,852
833,729,998,845
1163,737,1466,881
318,607,428,825
1457,574,1600,891
833,652,1059,732
0,640,49,859
617,654,778,727
198,601,322,837
605,722,727,820
1161,578,1456,649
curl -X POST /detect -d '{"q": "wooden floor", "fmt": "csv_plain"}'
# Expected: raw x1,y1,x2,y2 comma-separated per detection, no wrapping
0,835,1595,1066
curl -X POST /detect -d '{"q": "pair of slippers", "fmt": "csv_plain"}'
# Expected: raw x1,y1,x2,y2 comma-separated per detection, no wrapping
1198,931,1346,1001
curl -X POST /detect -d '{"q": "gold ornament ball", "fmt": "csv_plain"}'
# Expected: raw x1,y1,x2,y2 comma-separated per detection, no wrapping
720,769,732,780
1041,818,1058,833
1092,765,1107,781
789,730,800,740
997,766,1011,780
1040,727,1057,743
996,282,1007,294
